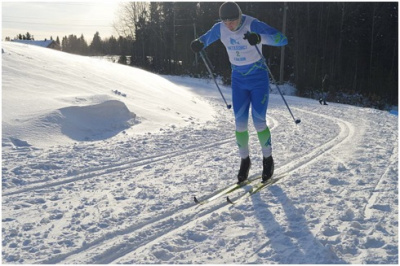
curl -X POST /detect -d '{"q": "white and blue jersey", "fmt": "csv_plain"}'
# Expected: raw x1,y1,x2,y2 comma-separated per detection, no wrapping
198,15,287,159
199,15,287,68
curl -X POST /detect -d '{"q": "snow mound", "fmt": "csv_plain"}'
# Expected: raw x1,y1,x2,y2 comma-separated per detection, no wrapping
46,100,137,141
3,99,136,147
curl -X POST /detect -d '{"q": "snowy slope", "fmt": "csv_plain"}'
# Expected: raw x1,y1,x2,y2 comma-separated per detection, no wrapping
2,42,398,264
2,42,214,147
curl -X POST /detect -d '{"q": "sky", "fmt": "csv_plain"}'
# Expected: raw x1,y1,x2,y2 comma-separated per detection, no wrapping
2,1,122,41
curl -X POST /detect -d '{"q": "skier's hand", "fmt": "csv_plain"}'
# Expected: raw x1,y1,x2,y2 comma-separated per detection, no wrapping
190,39,204,53
244,32,261,45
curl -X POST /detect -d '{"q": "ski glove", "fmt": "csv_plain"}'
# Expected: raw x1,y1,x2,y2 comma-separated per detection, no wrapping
244,32,261,45
190,39,204,53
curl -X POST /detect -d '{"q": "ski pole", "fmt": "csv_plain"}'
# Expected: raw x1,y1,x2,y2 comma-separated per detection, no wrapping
254,45,301,124
199,50,232,109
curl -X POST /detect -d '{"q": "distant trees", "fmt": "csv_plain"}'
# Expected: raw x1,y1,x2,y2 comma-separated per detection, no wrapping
15,32,34,40
61,34,88,55
285,2,398,105
9,2,397,107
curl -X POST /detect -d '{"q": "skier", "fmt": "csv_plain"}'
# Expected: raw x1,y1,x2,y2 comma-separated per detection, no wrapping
190,2,288,183
320,74,329,105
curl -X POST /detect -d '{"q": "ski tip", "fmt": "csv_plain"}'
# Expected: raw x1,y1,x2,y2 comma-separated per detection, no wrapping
227,196,235,204
194,196,200,204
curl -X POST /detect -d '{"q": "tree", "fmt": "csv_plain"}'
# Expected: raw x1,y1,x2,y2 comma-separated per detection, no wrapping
78,34,88,55
90,32,103,55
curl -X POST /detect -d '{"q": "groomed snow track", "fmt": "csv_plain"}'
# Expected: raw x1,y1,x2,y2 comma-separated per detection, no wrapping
36,106,353,264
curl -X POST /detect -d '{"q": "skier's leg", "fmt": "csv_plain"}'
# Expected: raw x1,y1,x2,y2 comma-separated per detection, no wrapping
232,76,252,182
232,78,251,159
249,70,272,158
249,69,274,181
256,124,274,181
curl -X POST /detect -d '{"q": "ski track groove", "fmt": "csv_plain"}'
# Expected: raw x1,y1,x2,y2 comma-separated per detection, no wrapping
3,138,235,197
276,107,355,175
363,141,398,219
3,115,278,198
40,107,354,264
112,107,355,264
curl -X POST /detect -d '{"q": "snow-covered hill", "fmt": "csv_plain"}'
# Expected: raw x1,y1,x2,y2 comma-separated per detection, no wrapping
2,42,215,148
2,42,398,264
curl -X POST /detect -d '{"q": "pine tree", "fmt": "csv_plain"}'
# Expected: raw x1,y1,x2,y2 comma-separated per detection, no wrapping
90,32,103,56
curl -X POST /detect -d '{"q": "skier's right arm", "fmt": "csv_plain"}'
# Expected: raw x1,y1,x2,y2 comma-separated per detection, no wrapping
191,23,221,52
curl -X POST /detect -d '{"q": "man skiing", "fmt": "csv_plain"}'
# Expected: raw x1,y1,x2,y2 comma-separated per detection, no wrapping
190,2,287,184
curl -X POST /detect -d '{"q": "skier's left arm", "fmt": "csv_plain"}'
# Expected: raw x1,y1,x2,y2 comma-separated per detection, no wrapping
250,19,287,46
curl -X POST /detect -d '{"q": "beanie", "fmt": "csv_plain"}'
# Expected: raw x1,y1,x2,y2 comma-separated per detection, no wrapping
219,2,242,21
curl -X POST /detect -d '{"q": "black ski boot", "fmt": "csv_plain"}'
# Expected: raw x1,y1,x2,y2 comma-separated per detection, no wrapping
237,156,251,184
262,156,274,183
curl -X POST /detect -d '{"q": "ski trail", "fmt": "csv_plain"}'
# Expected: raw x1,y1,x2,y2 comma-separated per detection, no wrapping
110,108,355,264
3,138,235,197
363,142,398,219
41,107,353,264
275,107,354,175
36,115,278,264
3,115,278,198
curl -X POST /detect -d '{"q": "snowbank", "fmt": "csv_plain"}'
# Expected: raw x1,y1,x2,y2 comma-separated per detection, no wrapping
2,42,215,148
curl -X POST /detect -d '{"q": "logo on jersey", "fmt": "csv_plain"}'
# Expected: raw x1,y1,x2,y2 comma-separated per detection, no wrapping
230,38,240,45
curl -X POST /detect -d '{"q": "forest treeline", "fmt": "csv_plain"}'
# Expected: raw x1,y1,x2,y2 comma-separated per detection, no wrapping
12,2,398,107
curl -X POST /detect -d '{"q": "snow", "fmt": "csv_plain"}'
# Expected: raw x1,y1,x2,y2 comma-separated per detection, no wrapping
2,42,398,264
2,42,214,147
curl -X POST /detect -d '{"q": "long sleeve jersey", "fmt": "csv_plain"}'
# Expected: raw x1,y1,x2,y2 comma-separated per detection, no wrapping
198,14,287,67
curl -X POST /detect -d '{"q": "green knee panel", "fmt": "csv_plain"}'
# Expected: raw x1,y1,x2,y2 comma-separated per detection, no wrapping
235,130,249,148
257,127,271,148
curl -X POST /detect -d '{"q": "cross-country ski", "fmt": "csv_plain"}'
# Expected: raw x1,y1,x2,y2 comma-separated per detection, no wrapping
194,175,260,205
227,173,288,204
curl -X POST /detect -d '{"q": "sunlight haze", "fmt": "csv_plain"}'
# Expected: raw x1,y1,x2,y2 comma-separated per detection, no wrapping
2,1,121,41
